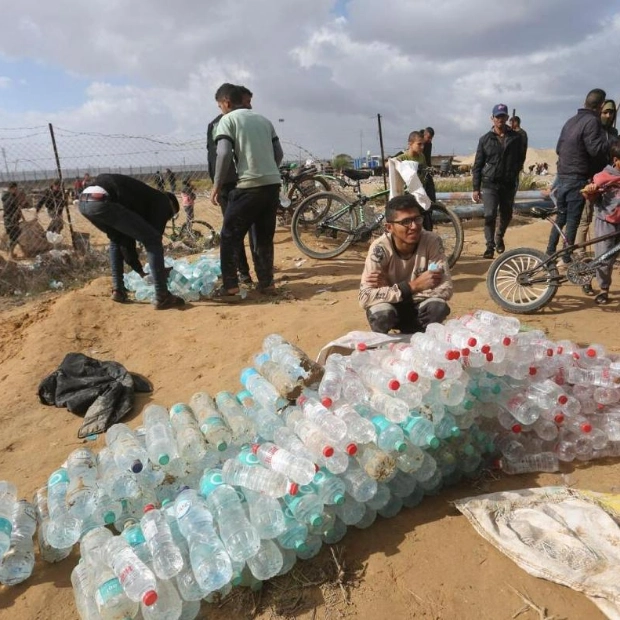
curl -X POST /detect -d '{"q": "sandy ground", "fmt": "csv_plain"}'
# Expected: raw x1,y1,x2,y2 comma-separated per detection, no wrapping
0,202,618,620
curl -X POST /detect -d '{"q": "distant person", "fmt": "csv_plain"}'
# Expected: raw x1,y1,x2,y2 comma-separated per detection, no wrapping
180,177,196,225
210,83,283,301
35,180,66,233
154,171,165,192
1,182,28,259
580,140,620,305
509,116,528,168
78,173,184,309
165,168,177,193
359,194,452,334
601,100,618,140
546,88,609,265
421,127,437,203
82,173,93,189
73,176,83,199
472,103,526,258
207,83,255,285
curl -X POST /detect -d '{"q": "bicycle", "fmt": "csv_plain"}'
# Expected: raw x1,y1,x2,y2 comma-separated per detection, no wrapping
290,168,464,268
164,214,220,251
486,205,620,314
278,164,332,225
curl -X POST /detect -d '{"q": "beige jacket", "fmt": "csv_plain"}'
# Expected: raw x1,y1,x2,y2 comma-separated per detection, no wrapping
359,231,453,310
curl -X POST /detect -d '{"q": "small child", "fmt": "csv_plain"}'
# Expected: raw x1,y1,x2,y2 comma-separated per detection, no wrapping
581,140,620,305
180,179,196,225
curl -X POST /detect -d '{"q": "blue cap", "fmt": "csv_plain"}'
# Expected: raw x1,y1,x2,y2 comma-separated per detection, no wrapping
240,367,258,387
492,103,508,117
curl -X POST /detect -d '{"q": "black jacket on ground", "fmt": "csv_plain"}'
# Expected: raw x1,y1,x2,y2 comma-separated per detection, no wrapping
472,129,524,191
95,173,172,234
556,108,609,179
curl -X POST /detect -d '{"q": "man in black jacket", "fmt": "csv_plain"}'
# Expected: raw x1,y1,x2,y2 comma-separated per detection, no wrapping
35,179,66,233
546,89,609,262
78,173,184,309
472,104,526,258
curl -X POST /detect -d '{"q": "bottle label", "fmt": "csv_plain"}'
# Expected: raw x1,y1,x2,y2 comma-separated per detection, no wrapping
48,469,69,487
175,499,192,520
200,469,224,497
260,445,279,466
0,517,12,538
200,417,226,434
122,526,146,546
95,577,124,606
119,564,134,585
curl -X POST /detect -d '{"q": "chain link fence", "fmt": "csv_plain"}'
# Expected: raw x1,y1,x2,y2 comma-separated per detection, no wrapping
0,124,320,298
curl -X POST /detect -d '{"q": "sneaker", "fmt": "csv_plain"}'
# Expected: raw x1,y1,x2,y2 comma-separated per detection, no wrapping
495,238,505,254
483,249,494,259
154,293,186,310
111,289,130,303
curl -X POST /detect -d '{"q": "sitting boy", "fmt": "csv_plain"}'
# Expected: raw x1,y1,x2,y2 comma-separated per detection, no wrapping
359,194,452,333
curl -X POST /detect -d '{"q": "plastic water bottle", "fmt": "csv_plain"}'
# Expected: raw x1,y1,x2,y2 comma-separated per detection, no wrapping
500,453,559,474
88,550,140,618
498,392,541,425
282,489,324,527
370,414,407,453
66,448,99,519
335,493,366,525
252,442,316,485
143,405,180,466
240,367,288,412
46,468,82,549
222,458,296,498
106,424,148,474
141,504,184,579
173,488,233,594
236,390,283,440
169,403,207,463
0,500,36,585
340,462,378,502
368,392,409,423
214,391,257,442
141,576,182,620
272,425,317,464
318,354,346,406
297,394,348,442
331,402,377,443
189,391,232,452
32,487,72,563
400,416,440,449
284,413,335,459
471,310,520,335
199,469,261,562
96,447,141,501
0,481,17,556
387,469,417,498
71,560,101,620
341,367,371,404
253,353,298,395
355,444,397,481
308,468,345,505
365,482,391,510
104,535,158,606
242,488,287,539
246,538,283,580
262,335,309,379
394,441,425,474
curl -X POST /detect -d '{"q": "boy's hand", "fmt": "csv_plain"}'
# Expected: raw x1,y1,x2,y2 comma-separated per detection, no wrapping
410,269,443,292
581,183,599,196
365,271,390,288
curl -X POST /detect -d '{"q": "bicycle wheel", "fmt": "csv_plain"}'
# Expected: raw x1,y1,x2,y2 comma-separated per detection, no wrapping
291,191,358,259
430,203,463,269
288,175,331,208
487,247,559,314
180,220,220,251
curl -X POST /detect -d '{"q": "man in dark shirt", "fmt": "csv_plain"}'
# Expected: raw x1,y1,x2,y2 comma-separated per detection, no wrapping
509,116,528,168
546,89,609,262
165,168,177,193
2,182,27,258
78,173,184,309
35,180,66,233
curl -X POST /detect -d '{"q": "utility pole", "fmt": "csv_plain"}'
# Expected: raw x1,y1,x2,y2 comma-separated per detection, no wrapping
1,148,9,181
377,114,387,193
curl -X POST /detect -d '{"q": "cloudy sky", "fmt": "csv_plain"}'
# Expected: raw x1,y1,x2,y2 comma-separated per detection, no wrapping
1,0,619,169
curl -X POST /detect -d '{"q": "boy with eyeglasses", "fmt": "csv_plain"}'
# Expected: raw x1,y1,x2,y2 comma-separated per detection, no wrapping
359,194,452,334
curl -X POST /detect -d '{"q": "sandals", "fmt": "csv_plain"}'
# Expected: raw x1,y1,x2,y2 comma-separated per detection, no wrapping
209,285,244,303
582,283,595,296
595,291,610,305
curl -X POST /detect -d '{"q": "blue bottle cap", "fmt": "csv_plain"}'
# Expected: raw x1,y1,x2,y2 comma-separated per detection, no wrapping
240,367,259,386
236,390,252,403
333,493,345,506
131,460,143,474
394,441,407,453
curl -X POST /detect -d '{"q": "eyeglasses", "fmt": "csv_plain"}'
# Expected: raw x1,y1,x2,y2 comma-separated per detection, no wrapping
388,216,424,228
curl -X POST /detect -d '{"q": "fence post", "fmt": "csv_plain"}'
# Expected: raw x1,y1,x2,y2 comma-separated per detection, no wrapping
48,123,77,249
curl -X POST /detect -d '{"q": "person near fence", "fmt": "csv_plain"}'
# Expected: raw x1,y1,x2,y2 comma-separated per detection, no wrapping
154,171,165,192
35,180,66,234
207,83,255,285
73,177,83,199
472,103,526,259
181,177,196,224
359,194,452,334
82,173,93,189
166,168,177,193
78,173,185,310
545,89,609,266
1,182,28,259
580,140,620,306
210,83,283,301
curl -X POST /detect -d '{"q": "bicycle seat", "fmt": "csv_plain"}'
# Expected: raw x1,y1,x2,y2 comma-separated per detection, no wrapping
530,206,558,218
343,169,373,181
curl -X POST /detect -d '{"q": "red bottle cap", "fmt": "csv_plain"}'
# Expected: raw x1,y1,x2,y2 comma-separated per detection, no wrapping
511,424,522,434
450,350,461,360
481,344,491,354
297,395,308,406
546,348,554,357
502,337,512,346
486,352,494,362
528,367,537,376
407,371,419,382
143,504,155,513
323,446,334,457
387,379,400,391
143,591,158,607
434,368,445,380
356,342,367,351
467,337,477,347
554,413,565,424
251,444,260,454
557,345,564,354
461,348,470,357
289,483,299,496
581,423,592,433
572,352,580,360
345,443,357,456
557,395,568,405
586,348,596,358
321,397,333,408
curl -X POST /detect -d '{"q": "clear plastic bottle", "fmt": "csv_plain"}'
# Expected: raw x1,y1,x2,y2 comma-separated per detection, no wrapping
243,488,287,539
426,322,478,350
377,494,404,518
32,487,72,563
386,470,417,498
253,353,298,396
199,469,261,562
355,444,397,481
500,452,559,474
169,403,207,463
282,488,324,527
498,392,541,425
353,364,401,394
471,309,520,335
284,413,335,459
365,482,391,510
213,391,256,443
252,441,316,485
0,480,17,556
334,493,365,525
141,504,184,579
65,447,99,519
141,577,182,620
240,367,288,412
495,435,526,461
310,468,346,505
173,488,233,594
246,538,283,581
236,390,283,441
433,412,461,439
46,468,82,549
368,392,409,423
354,506,378,530
189,391,232,452
318,354,346,406
106,424,148,474
370,414,407,453
0,500,36,585
121,519,152,567
409,332,460,361
340,463,378,502
144,404,180,466
104,535,158,606
222,458,296,498
71,560,101,620
272,425,317,464
341,367,371,404
394,441,425,474
262,335,309,379
297,394,348,442
276,505,310,552
96,447,141,502
400,416,440,449
331,402,377,443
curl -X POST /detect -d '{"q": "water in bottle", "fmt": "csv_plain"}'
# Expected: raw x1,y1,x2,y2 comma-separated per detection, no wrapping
189,391,232,452
144,404,180,466
141,504,184,579
46,468,82,549
252,441,316,485
214,391,257,443
106,424,148,474
236,390,283,440
246,538,283,580
0,480,17,556
222,458,296,498
32,487,72,563
0,500,36,585
141,577,182,620
169,403,207,463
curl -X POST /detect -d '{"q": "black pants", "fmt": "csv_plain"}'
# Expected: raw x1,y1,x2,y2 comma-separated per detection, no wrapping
3,216,21,250
482,183,517,250
220,184,280,290
366,298,450,334
219,183,253,279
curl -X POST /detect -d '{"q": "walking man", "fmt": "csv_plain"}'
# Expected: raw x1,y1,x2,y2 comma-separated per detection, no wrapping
210,84,283,301
509,116,528,169
472,103,526,258
546,89,609,263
